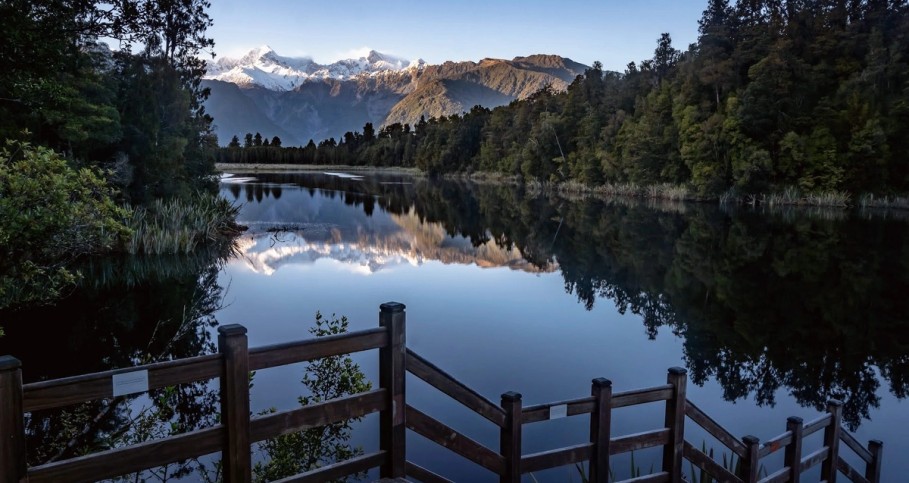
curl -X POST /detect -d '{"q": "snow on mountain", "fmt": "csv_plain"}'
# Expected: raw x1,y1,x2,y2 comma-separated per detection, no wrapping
205,46,425,91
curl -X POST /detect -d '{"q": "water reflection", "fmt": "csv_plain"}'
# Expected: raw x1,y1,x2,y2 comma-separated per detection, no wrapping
0,247,232,471
224,172,909,431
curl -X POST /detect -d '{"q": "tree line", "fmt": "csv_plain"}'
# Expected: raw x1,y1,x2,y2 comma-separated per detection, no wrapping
221,0,909,198
0,0,231,310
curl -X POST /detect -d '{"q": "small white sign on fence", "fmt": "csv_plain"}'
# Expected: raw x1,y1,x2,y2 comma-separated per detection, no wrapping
112,370,149,397
549,404,568,420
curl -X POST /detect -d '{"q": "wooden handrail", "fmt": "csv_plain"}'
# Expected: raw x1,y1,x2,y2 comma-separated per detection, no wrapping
685,399,747,458
272,451,386,483
249,389,387,442
611,428,671,455
758,430,792,458
249,327,387,370
405,348,506,427
521,443,592,474
802,413,832,437
521,396,594,424
840,429,873,463
406,460,455,483
683,440,743,483
23,353,222,411
613,384,674,408
1,303,887,483
405,404,504,475
27,425,223,482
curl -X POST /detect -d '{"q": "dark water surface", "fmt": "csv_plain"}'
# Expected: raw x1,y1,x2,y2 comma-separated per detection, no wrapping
2,171,907,481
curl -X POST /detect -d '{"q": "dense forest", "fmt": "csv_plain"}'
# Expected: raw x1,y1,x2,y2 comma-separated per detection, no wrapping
0,0,237,310
221,0,909,199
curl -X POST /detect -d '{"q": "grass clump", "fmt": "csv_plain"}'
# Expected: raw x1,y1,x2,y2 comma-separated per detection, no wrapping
126,194,241,255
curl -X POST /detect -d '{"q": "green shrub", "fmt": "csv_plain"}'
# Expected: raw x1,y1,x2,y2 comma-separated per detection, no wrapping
0,140,130,309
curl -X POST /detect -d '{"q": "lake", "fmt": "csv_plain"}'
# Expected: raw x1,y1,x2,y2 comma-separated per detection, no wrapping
2,170,907,481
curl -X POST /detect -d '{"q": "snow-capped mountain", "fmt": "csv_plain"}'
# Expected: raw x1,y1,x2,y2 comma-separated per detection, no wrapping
203,46,587,145
205,45,426,91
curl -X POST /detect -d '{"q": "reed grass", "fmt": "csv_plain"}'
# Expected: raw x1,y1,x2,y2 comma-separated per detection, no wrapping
125,195,241,255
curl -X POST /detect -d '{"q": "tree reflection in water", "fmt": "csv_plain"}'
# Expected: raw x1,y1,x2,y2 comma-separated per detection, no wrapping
228,172,909,430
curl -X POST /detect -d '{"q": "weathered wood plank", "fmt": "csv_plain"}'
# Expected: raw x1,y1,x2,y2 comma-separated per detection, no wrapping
615,472,670,483
801,413,831,438
0,357,26,482
250,389,387,442
683,440,743,483
500,391,522,482
520,443,593,473
590,378,612,483
821,400,842,482
741,436,761,483
379,303,407,478
799,446,828,472
272,450,386,483
866,440,883,483
406,460,455,483
610,428,671,455
756,467,789,483
758,431,792,459
612,385,674,408
783,417,803,483
23,354,222,412
662,368,687,479
685,399,747,458
521,397,595,424
218,324,251,482
249,328,387,371
406,348,506,428
839,427,872,464
27,425,223,482
405,404,504,475
837,456,870,483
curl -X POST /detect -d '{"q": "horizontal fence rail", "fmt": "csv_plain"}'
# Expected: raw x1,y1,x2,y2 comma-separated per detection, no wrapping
0,303,407,483
0,302,885,483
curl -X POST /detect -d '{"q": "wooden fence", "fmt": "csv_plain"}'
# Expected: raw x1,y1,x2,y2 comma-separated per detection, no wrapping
0,302,884,482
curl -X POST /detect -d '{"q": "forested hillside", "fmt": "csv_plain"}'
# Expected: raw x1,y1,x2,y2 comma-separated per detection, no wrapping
0,0,235,310
222,0,909,198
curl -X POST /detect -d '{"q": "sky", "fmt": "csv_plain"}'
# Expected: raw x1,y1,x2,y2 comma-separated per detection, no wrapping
207,0,707,71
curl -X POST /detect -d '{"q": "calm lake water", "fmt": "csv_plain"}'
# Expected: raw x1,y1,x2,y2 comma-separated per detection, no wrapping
2,170,907,481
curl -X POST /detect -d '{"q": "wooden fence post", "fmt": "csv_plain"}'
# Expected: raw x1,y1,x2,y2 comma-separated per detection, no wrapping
500,391,522,483
663,367,686,482
821,400,842,483
0,356,26,482
866,439,883,483
784,416,803,483
589,378,612,483
740,435,761,483
379,302,406,478
218,324,251,483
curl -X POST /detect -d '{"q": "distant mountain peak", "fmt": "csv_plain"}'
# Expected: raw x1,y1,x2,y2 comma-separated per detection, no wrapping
205,46,424,91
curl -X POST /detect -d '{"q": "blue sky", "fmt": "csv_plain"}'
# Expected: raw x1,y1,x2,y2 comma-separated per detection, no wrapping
208,0,707,70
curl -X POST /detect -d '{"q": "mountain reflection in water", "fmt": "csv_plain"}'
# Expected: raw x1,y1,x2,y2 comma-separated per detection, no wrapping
223,172,909,434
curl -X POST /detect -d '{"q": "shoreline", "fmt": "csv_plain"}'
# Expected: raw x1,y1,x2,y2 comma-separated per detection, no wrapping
215,163,909,212
216,163,423,176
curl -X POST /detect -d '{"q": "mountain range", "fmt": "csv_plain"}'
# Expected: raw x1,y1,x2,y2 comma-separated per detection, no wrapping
202,46,587,146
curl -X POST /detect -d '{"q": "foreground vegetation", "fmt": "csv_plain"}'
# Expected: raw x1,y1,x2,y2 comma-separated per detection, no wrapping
221,0,909,205
0,1,236,311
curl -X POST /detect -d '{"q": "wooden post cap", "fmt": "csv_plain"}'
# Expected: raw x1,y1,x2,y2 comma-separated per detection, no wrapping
217,324,248,336
742,435,760,445
0,356,21,371
501,391,522,402
787,416,803,425
668,367,687,375
827,399,844,408
380,302,406,313
592,378,612,388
